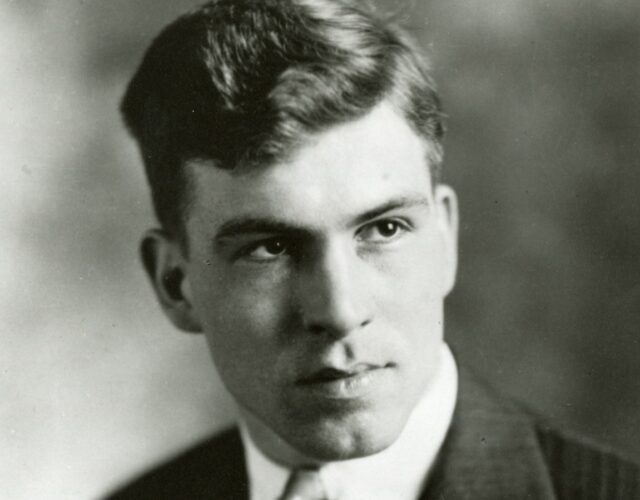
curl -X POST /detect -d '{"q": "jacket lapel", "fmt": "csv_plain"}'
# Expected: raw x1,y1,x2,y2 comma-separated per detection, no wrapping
420,366,557,500
199,428,249,500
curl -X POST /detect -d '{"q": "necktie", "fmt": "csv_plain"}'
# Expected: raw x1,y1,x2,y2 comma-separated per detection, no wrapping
279,468,328,500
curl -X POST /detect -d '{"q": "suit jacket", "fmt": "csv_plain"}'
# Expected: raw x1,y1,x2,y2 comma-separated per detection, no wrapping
106,368,640,499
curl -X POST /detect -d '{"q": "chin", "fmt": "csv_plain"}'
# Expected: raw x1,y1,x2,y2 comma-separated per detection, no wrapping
285,410,406,462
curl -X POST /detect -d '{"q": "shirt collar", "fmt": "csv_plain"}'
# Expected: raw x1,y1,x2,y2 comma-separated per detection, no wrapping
240,343,458,500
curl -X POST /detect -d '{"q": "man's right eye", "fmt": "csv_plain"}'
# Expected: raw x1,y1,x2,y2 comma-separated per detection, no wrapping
241,238,289,262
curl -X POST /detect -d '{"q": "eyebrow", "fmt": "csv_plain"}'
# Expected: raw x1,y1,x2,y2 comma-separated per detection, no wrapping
213,194,431,243
215,218,309,243
351,195,430,226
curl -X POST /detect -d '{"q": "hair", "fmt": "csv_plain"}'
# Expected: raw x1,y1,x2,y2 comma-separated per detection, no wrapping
121,0,445,240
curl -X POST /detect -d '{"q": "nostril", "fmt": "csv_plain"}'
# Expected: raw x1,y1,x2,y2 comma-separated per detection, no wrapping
307,324,325,335
303,316,371,338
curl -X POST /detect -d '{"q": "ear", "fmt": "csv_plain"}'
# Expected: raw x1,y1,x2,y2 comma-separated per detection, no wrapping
140,229,202,333
434,184,459,295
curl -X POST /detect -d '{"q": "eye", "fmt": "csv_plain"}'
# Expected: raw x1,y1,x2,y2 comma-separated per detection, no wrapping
242,238,289,262
357,219,408,243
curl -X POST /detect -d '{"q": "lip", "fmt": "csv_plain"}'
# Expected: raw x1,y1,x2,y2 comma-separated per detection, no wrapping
296,363,393,400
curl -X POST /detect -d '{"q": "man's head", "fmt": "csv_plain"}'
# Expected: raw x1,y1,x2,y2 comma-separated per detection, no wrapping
122,0,457,465
121,0,445,241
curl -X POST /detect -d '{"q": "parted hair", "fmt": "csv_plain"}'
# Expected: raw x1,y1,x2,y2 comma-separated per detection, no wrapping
121,0,445,238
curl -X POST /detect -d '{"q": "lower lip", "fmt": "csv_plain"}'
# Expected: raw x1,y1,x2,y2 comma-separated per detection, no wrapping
298,368,391,400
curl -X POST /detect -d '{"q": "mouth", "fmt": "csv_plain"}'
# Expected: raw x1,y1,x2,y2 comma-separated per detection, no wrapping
296,363,394,400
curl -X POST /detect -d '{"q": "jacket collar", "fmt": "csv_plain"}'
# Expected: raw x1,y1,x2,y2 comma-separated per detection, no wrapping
420,365,557,500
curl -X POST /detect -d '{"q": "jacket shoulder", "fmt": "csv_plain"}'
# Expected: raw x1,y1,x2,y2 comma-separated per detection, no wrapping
104,427,248,500
536,424,640,499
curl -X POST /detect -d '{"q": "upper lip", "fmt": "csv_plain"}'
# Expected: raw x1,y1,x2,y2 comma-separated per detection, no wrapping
297,363,387,385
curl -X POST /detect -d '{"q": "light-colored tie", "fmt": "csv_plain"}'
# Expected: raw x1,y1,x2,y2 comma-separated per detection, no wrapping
278,468,328,500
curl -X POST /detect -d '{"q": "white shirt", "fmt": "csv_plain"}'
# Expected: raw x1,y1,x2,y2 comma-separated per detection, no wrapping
240,343,458,500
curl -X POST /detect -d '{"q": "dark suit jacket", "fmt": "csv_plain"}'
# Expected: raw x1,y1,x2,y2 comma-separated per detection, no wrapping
106,368,640,499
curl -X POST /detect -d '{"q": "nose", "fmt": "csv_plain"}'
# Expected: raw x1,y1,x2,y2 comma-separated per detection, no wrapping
296,241,372,338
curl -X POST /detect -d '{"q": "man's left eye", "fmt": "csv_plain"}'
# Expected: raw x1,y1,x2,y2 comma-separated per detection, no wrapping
357,219,408,243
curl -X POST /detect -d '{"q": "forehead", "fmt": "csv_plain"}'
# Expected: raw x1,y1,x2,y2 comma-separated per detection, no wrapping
186,103,433,233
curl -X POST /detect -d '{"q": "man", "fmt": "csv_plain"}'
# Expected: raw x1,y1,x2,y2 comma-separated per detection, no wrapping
109,0,639,498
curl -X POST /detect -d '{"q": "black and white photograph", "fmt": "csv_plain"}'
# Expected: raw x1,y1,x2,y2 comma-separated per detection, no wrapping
2,1,640,498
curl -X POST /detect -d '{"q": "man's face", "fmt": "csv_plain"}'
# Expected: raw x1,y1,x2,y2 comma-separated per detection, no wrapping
181,103,457,462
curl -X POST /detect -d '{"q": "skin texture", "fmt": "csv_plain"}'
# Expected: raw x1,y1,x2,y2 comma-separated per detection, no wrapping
143,102,458,466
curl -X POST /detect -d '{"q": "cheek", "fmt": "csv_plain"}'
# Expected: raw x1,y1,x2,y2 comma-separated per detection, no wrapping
370,235,447,352
377,234,451,301
189,264,292,354
190,268,295,401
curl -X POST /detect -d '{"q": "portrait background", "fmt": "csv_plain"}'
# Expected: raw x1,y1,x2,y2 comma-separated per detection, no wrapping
2,1,639,498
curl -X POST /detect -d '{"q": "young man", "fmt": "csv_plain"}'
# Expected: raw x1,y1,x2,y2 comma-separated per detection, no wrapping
110,1,639,498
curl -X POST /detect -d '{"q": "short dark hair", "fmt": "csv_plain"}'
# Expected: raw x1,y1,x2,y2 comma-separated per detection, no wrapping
121,0,445,239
